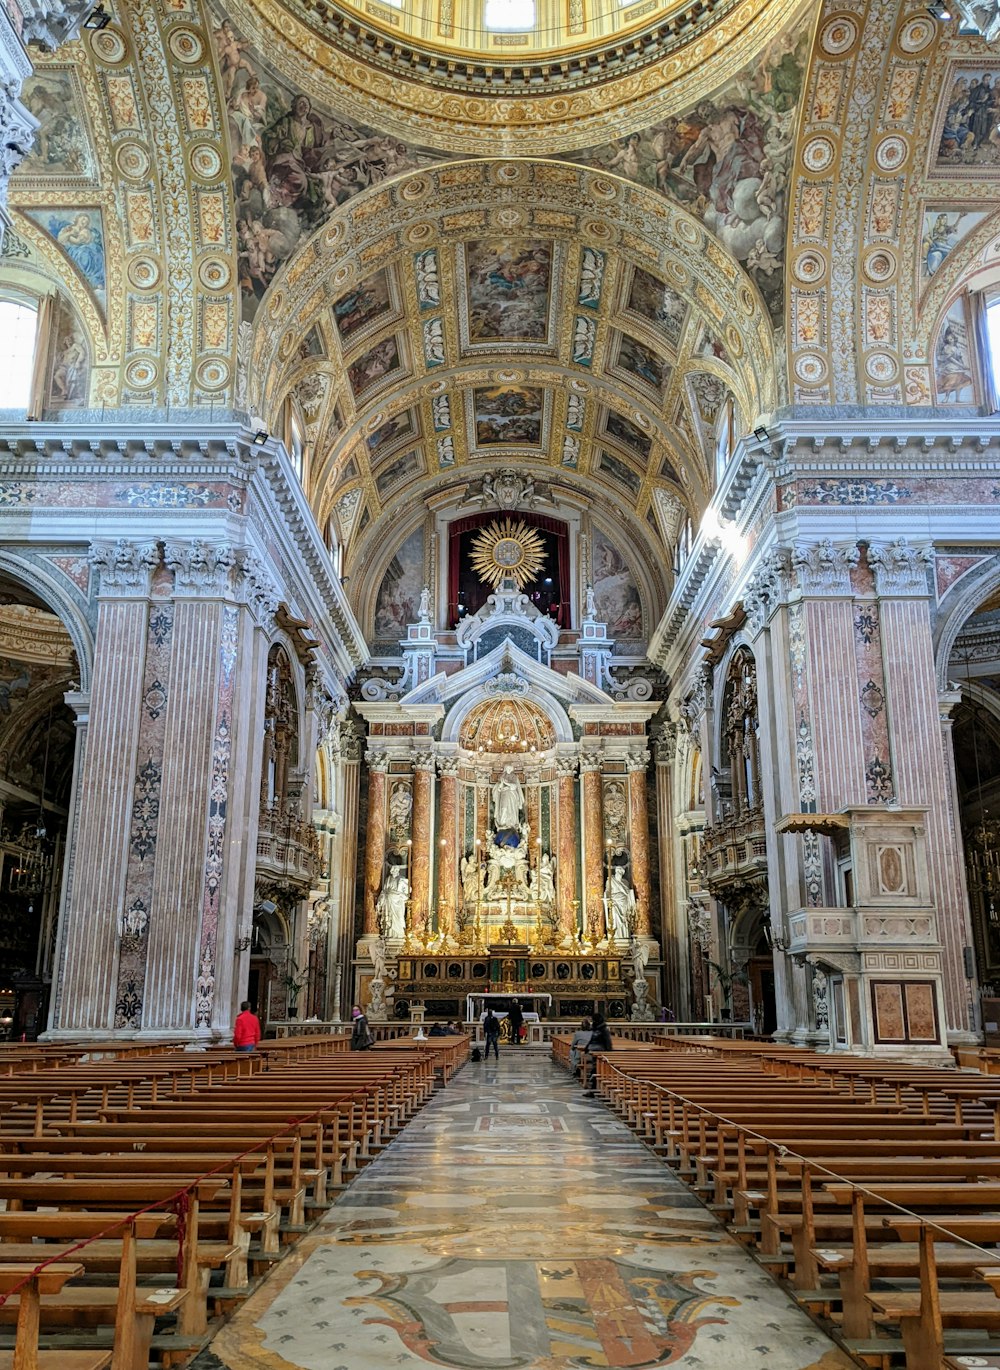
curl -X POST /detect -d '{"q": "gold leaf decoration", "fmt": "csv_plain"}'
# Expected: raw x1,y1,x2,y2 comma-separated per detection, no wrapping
469,517,547,590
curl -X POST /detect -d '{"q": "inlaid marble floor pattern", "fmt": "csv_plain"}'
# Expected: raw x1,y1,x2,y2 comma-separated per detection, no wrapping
194,1055,855,1370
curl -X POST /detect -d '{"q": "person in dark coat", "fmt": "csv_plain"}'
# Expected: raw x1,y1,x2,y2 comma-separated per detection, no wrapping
582,1012,612,1093
507,999,524,1045
483,1008,500,1060
350,1005,373,1050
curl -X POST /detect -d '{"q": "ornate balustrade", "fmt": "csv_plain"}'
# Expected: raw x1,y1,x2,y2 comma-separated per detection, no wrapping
256,806,321,888
701,804,767,895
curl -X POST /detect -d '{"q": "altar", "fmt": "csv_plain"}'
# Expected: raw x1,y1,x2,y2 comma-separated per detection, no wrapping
467,990,552,1022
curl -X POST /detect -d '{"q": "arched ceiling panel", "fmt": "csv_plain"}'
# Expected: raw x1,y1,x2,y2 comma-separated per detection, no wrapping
247,159,773,579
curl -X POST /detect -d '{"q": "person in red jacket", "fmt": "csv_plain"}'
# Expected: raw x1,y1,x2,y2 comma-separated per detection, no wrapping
233,1000,261,1052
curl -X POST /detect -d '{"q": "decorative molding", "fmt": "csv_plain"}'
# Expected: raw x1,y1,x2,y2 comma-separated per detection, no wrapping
792,538,860,596
164,541,238,596
868,538,933,598
89,539,160,597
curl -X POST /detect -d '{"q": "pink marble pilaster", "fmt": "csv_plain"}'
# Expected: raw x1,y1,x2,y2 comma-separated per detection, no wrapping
557,763,578,936
363,759,388,936
628,759,652,937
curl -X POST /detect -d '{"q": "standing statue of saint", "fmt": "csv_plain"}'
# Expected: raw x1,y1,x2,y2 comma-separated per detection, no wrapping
534,851,556,905
491,764,524,830
605,865,637,942
376,865,409,939
460,853,481,907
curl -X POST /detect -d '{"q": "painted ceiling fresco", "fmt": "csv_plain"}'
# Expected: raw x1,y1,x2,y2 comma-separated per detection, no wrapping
4,0,1000,624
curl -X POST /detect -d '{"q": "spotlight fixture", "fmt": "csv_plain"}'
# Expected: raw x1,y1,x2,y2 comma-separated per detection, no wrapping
753,425,769,444
255,898,277,915
84,4,112,29
251,428,268,446
927,0,952,18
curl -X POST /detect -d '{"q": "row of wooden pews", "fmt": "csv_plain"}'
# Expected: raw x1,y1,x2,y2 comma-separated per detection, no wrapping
0,1033,467,1369
553,1035,1000,1370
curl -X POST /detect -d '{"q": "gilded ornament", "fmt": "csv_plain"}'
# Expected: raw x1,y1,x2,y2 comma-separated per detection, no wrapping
469,517,547,590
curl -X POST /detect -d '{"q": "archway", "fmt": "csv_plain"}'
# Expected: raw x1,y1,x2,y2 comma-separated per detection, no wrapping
0,574,78,1040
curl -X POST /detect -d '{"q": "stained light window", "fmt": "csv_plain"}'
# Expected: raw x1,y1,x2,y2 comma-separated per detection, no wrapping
484,0,535,30
0,300,37,410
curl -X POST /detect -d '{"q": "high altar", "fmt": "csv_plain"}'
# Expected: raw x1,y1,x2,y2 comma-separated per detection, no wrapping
355,546,661,1023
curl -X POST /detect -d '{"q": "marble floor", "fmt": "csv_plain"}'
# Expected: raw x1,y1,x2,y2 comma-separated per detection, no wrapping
192,1055,855,1370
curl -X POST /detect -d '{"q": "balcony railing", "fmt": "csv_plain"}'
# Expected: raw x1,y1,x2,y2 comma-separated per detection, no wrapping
256,806,320,888
701,804,767,895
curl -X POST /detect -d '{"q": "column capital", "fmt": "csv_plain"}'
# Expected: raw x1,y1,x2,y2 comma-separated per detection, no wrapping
556,755,579,778
651,723,677,765
579,742,603,773
89,538,160,598
235,551,280,627
868,538,933,598
163,540,239,596
437,754,460,778
365,748,390,773
625,748,650,773
412,747,436,772
792,539,860,596
744,546,793,635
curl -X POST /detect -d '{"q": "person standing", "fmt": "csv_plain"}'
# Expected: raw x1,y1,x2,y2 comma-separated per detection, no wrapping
483,1008,500,1060
350,1004,373,1050
233,1000,261,1053
507,998,524,1046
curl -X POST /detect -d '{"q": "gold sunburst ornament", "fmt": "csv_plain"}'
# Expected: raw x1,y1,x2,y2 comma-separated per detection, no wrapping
469,517,547,590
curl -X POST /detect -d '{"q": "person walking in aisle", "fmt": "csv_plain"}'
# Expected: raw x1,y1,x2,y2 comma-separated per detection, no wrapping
507,998,524,1045
233,1000,261,1053
483,1007,500,1060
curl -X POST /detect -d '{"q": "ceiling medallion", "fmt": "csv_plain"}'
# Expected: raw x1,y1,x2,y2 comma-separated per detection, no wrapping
470,517,547,590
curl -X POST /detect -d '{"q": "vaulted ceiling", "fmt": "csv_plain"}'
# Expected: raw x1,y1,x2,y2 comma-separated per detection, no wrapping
6,0,1000,629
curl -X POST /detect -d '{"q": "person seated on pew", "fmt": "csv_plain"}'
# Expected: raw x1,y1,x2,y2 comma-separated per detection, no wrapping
582,1013,612,1095
569,1018,592,1077
233,1001,261,1053
428,1021,446,1037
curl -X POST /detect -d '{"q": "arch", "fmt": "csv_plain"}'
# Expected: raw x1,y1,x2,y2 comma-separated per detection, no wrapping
934,553,1000,691
441,680,574,747
0,553,94,693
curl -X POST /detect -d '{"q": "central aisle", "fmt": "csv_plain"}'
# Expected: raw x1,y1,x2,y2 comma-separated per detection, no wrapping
197,1055,854,1370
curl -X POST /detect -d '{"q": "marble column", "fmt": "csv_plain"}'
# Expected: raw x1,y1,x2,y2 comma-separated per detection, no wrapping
653,726,683,1013
581,760,604,936
410,752,435,933
557,759,578,938
48,541,158,1034
363,753,388,936
437,758,458,926
336,724,361,1018
628,752,652,936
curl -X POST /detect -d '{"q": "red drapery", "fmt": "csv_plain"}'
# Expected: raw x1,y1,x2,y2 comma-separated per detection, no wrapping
448,511,570,627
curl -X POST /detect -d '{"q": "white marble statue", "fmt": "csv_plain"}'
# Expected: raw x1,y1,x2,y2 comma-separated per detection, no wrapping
376,865,409,939
605,865,637,942
491,765,524,830
461,853,481,907
484,827,531,898
534,851,556,904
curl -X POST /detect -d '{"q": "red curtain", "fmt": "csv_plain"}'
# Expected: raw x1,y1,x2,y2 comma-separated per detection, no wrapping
448,511,570,628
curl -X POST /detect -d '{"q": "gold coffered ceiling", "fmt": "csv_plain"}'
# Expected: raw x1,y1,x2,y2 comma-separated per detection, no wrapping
224,0,807,151
250,159,771,587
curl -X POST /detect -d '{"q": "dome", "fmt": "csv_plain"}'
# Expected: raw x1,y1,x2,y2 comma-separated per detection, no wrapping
459,696,556,754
